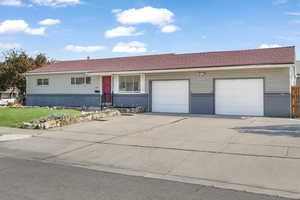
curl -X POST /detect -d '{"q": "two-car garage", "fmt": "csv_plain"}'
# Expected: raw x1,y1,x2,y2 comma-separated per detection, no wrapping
151,79,264,116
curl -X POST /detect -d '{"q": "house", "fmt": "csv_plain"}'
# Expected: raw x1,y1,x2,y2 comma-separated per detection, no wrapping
25,46,296,117
0,88,18,106
0,88,18,100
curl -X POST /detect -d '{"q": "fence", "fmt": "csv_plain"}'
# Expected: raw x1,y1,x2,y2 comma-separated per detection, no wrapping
291,86,300,117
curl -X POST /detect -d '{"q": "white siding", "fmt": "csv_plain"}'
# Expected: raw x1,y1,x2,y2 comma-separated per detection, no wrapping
113,74,119,93
290,64,297,87
26,73,100,94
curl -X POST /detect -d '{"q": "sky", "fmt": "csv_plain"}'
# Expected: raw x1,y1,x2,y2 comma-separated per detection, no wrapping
0,0,299,60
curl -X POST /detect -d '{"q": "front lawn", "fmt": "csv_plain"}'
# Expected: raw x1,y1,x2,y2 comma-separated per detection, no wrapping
0,107,80,127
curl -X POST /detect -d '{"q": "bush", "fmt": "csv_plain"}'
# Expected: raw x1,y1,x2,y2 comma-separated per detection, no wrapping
17,95,25,104
7,102,15,106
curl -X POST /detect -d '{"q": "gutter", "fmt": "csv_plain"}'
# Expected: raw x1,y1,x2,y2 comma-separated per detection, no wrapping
25,70,89,76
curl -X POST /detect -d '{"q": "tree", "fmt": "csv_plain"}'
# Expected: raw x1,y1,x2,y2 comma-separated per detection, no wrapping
35,53,53,67
0,50,53,99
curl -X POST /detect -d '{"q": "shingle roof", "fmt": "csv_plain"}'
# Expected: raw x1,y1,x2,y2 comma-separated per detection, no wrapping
29,46,295,74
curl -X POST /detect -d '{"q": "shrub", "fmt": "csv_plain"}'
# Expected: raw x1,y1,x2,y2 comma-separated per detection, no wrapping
17,95,25,104
7,102,15,106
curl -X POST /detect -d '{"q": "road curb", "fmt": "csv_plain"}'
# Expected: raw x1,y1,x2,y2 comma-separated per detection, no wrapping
56,160,300,199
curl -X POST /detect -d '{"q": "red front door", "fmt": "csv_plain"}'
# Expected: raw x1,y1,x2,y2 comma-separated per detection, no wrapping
102,76,112,103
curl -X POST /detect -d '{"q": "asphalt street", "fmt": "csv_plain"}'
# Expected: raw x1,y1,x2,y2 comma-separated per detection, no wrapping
0,156,289,200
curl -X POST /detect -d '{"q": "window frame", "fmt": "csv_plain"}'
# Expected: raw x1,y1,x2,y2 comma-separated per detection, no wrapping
71,76,91,85
86,77,91,84
37,78,49,86
118,75,141,93
75,77,85,85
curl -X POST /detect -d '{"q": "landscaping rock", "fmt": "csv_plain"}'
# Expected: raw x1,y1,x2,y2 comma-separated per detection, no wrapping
21,109,121,130
21,122,35,129
43,120,58,129
115,106,146,113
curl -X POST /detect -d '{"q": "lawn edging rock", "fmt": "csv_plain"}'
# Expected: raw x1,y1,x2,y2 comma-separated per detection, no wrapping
114,106,146,113
21,109,120,129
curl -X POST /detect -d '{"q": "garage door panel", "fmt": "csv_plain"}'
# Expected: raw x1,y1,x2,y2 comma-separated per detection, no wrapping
152,80,189,113
215,79,264,116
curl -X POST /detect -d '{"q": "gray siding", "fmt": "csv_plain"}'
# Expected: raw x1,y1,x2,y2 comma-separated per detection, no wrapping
113,94,148,110
191,93,214,114
264,93,291,117
26,94,100,107
189,92,291,117
297,77,300,86
26,93,291,117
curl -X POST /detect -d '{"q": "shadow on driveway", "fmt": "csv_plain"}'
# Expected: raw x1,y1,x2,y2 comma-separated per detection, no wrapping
233,124,300,137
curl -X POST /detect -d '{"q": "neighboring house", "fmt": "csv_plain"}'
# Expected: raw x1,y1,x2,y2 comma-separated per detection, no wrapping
0,88,18,99
0,88,18,106
25,46,296,117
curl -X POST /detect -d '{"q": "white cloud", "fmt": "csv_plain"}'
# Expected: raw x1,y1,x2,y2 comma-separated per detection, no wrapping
25,27,46,35
112,41,147,53
31,0,81,7
105,26,142,38
160,25,180,33
273,0,288,5
112,9,122,13
0,0,22,6
116,6,174,26
285,12,300,16
0,42,21,49
289,20,300,24
65,45,106,52
0,20,46,35
259,44,281,48
115,6,180,33
39,18,61,25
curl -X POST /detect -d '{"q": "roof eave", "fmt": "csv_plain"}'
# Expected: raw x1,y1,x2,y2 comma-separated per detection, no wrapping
25,70,89,76
24,63,293,76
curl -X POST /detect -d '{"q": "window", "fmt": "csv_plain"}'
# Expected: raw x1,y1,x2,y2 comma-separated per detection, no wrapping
86,77,91,84
71,77,89,85
37,79,49,86
76,77,85,84
119,75,140,92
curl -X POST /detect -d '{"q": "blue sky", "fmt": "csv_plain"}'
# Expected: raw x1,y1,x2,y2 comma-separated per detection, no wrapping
0,0,299,60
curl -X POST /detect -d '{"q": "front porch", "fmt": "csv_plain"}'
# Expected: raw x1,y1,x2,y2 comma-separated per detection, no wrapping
93,74,148,110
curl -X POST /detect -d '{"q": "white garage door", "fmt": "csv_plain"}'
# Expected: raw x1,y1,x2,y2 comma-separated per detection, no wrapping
215,79,264,116
152,80,189,113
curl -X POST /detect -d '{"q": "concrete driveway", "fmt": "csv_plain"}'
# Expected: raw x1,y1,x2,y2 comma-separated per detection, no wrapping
1,114,300,198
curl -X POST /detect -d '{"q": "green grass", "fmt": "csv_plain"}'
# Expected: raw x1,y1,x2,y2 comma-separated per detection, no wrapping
0,107,80,127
